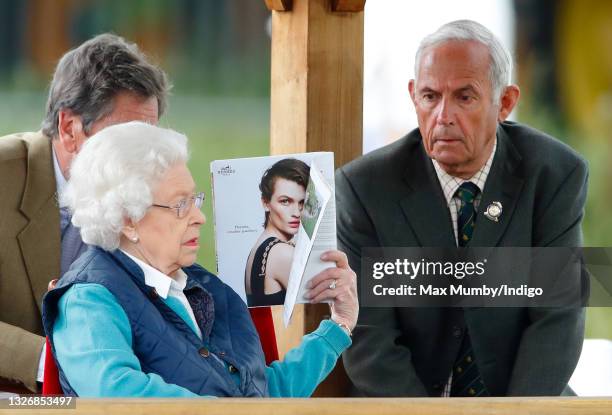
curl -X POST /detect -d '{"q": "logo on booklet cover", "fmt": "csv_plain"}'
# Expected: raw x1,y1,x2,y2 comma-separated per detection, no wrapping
217,165,236,176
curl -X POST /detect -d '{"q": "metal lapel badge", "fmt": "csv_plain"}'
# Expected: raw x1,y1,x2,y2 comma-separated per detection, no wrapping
484,201,503,222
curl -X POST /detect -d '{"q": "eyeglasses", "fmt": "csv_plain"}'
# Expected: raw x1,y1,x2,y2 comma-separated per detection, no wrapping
152,192,205,219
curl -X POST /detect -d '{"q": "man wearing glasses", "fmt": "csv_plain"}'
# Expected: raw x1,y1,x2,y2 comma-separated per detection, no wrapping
0,33,169,393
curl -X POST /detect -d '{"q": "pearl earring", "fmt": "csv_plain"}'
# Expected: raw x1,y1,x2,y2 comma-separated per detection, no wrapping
131,236,139,243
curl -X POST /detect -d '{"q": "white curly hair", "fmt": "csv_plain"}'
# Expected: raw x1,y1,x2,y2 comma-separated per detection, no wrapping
61,121,189,251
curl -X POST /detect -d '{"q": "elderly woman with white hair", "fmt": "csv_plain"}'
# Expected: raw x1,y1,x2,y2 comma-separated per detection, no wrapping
41,121,358,397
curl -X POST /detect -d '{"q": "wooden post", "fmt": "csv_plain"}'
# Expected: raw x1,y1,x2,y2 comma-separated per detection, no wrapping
264,0,365,396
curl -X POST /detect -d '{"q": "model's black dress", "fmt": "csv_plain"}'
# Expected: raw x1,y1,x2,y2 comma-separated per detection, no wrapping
247,237,287,306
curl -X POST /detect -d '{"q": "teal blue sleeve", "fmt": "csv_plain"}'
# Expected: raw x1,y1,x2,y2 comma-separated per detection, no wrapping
53,284,203,398
265,319,352,397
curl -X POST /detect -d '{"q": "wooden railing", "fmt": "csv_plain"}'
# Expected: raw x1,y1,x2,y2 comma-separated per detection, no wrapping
3,397,611,415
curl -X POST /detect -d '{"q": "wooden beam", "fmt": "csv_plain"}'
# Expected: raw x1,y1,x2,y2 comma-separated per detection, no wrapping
332,0,366,12
269,0,363,165
270,305,304,360
31,397,612,414
267,0,364,396
264,0,293,11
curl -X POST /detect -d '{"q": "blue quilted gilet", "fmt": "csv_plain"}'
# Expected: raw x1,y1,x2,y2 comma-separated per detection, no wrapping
42,247,269,397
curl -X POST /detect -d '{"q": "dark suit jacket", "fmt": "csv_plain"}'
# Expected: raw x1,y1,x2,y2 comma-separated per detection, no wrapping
0,131,60,392
336,121,588,397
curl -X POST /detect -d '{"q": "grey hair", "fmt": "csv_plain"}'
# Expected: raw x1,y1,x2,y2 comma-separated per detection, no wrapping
414,20,513,101
61,121,188,251
41,33,170,138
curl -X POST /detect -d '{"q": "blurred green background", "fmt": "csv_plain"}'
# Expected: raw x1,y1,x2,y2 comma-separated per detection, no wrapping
0,0,272,273
0,0,610,337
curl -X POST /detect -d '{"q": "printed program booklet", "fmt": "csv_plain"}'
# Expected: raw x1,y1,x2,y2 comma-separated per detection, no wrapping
210,152,336,325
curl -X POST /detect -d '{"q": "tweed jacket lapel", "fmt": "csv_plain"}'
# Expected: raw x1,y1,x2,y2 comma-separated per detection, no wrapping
17,132,61,311
469,125,524,247
398,135,456,247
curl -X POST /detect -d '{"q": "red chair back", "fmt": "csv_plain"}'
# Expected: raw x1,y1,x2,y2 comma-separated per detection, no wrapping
42,337,61,395
249,306,279,364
